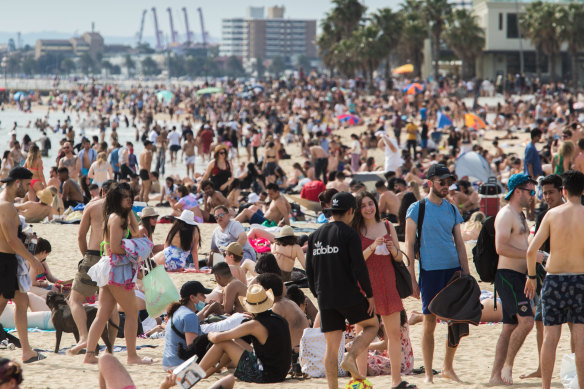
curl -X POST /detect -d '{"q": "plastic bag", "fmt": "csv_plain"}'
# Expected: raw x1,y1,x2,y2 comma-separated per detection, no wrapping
87,256,112,287
561,353,580,389
143,265,180,318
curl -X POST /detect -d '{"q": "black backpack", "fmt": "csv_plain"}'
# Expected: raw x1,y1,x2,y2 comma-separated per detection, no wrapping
472,216,498,283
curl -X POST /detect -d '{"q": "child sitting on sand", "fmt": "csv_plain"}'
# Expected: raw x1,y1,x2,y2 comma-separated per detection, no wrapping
29,238,63,298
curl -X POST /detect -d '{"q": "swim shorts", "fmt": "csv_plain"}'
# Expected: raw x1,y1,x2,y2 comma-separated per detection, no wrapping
419,267,461,314
0,252,18,299
169,144,181,152
319,294,373,333
541,274,584,326
72,250,101,297
185,155,195,165
139,169,150,181
250,210,266,225
234,350,265,383
495,269,533,324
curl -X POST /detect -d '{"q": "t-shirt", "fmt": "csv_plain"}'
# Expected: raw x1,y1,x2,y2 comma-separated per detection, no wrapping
306,221,373,309
177,193,199,210
406,198,463,271
168,130,181,146
524,142,543,177
162,306,201,368
211,220,256,261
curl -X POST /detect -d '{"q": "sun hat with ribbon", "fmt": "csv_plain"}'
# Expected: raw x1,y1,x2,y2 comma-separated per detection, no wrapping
176,210,198,226
238,284,274,314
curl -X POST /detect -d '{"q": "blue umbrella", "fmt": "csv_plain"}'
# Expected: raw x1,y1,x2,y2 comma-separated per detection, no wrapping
437,111,453,129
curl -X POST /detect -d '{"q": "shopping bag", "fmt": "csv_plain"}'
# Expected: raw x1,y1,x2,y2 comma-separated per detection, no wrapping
143,264,180,318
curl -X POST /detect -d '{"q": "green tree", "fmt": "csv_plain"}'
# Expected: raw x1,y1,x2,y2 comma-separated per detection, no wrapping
6,56,19,75
330,0,367,39
225,56,245,78
373,8,404,78
424,0,452,80
556,3,584,87
61,58,76,74
125,55,135,77
443,9,485,80
399,0,427,78
185,56,206,77
253,57,266,78
296,55,311,72
21,57,37,75
79,53,94,75
351,23,385,87
269,56,286,78
141,56,160,76
169,55,186,77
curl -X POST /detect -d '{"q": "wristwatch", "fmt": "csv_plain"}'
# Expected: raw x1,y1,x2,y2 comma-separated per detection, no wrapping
527,274,536,280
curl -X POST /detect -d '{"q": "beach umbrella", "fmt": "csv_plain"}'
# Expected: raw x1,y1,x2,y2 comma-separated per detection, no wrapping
465,113,487,130
455,151,498,184
156,90,173,103
13,91,25,101
436,111,453,129
393,64,414,74
337,114,360,125
403,82,423,95
196,87,223,96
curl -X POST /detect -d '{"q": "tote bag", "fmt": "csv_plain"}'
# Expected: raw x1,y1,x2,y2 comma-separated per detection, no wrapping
142,261,180,317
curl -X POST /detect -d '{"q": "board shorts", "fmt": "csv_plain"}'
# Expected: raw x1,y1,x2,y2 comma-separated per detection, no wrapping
319,294,373,333
139,169,150,181
185,155,195,165
72,250,101,297
250,209,266,225
495,269,533,324
169,144,181,152
419,267,461,314
0,252,18,299
234,350,265,383
541,273,584,326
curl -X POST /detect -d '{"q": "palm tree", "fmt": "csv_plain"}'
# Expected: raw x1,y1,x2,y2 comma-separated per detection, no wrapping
352,23,385,87
399,0,427,78
424,0,452,80
520,5,544,81
443,9,485,80
372,8,404,78
557,3,584,87
330,0,367,39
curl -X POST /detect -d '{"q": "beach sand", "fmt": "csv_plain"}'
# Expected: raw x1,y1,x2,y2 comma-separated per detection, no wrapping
1,116,570,388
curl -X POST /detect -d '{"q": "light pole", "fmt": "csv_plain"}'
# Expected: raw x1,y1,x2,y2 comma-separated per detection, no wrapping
1,57,7,104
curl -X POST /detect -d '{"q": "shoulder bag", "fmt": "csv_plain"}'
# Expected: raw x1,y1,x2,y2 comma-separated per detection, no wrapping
384,220,413,299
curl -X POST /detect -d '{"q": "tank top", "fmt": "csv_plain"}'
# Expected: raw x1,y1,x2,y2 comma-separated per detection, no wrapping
210,160,231,193
252,311,292,382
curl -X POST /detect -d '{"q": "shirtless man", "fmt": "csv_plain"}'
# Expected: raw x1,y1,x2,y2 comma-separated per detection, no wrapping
490,173,545,385
211,262,247,314
310,140,329,184
375,181,399,223
573,138,584,173
68,180,116,355
525,170,584,389
139,140,153,202
16,188,54,223
182,133,196,178
201,180,229,222
58,142,81,181
236,183,291,226
58,167,84,207
79,138,96,177
0,167,45,363
326,171,349,192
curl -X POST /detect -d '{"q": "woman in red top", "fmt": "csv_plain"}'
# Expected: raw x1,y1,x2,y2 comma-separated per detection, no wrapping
200,144,232,196
352,191,411,389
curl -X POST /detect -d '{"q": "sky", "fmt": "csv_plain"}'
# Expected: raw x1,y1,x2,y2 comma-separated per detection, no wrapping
0,0,401,44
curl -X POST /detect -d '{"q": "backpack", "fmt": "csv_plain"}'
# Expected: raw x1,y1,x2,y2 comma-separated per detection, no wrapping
472,216,498,283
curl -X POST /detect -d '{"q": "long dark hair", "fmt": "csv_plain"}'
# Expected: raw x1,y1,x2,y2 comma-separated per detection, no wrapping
275,235,298,246
166,219,201,251
103,182,132,239
167,295,190,318
141,216,156,238
351,191,381,234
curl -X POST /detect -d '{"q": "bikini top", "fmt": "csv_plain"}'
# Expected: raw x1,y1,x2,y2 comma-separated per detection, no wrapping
100,228,131,256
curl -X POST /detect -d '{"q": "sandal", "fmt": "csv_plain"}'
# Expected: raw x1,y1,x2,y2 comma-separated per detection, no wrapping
412,366,440,375
392,381,417,389
23,353,46,364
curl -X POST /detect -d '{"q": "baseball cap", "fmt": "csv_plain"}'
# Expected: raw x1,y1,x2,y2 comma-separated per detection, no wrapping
505,173,537,200
180,281,212,298
324,192,356,213
220,242,244,257
1,167,33,183
426,164,455,180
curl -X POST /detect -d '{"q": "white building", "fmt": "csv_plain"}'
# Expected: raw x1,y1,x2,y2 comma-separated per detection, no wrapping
219,18,248,57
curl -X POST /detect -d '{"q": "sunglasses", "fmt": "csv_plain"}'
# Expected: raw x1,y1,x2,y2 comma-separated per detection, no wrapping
433,179,454,187
214,212,226,219
218,151,226,155
517,187,536,196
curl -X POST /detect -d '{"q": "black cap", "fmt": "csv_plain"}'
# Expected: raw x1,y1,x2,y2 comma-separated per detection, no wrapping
324,192,356,212
1,167,33,183
180,281,212,298
426,164,454,180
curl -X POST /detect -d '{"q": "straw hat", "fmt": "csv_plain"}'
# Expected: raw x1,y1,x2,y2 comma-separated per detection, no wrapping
238,284,274,314
274,225,295,240
37,188,54,206
138,207,159,218
175,210,198,226
220,242,243,257
214,144,228,156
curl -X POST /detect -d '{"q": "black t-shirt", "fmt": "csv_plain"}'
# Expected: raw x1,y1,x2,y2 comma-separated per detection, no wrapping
535,207,550,253
306,221,373,309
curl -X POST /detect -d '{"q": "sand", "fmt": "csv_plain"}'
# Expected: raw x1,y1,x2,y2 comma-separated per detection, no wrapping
1,106,572,388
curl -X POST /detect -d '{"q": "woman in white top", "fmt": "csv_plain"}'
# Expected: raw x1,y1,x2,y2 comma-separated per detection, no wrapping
350,133,362,173
88,152,113,187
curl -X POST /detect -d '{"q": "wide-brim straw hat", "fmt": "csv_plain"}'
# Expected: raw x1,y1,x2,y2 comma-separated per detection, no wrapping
214,144,228,156
238,284,274,314
275,225,295,240
138,207,159,218
176,210,198,226
37,188,54,206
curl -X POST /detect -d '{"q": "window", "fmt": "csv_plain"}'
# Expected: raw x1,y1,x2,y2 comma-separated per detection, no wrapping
499,13,503,30
507,13,518,39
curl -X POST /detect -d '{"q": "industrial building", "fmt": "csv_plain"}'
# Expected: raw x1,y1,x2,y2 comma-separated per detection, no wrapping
35,32,104,60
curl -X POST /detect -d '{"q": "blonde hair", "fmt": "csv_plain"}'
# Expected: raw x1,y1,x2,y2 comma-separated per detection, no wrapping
97,152,107,162
559,140,575,159
409,181,422,200
25,144,41,167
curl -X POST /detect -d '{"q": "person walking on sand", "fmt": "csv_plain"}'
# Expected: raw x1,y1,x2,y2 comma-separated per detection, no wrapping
405,164,469,383
0,167,45,363
489,173,545,385
306,192,379,389
525,170,584,389
139,140,153,203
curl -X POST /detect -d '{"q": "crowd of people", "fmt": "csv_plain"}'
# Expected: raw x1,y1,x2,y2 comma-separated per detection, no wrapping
0,73,583,389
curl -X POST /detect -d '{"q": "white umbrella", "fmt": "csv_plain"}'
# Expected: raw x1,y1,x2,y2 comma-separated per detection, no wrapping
455,151,497,183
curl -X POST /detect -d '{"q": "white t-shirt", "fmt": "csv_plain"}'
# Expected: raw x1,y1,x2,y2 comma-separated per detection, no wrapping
168,130,181,146
352,139,361,154
148,130,158,144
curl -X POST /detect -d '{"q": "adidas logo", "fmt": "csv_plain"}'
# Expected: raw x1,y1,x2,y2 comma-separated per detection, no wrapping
332,199,339,207
313,241,339,255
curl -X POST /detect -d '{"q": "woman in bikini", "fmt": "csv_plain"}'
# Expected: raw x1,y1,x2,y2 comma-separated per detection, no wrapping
154,210,201,271
83,183,153,365
23,144,46,202
0,150,14,181
200,145,232,196
270,226,305,282
88,152,113,187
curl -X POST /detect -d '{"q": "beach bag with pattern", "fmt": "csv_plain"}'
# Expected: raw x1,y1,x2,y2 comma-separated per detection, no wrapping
142,260,180,318
299,328,347,378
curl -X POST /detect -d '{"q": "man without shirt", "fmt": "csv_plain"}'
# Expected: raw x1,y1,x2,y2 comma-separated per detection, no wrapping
525,170,584,389
211,262,247,314
375,180,399,223
573,138,584,173
236,183,291,226
202,180,229,222
0,167,45,363
58,167,84,207
139,140,153,202
182,133,196,178
490,173,545,385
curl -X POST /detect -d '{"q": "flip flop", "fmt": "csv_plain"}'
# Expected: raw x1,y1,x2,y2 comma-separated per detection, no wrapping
392,381,417,389
23,353,46,364
412,366,440,375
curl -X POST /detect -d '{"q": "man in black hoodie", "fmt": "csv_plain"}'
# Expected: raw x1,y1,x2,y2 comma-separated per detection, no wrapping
306,192,378,388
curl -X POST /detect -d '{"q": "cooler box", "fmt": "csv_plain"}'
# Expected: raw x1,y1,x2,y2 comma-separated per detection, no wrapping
480,195,500,217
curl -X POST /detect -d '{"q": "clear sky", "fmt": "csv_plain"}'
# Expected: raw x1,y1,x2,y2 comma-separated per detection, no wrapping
0,0,401,40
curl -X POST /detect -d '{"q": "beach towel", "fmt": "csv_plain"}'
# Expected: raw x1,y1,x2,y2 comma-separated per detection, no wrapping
249,237,271,253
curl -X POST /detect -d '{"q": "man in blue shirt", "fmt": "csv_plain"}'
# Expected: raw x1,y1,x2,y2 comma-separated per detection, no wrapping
405,164,469,383
524,129,543,178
